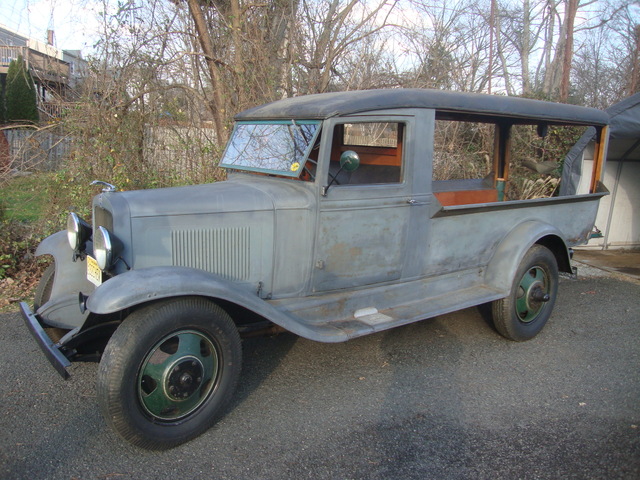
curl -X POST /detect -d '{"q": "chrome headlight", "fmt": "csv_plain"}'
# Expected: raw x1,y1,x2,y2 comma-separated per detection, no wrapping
67,212,92,252
94,226,120,270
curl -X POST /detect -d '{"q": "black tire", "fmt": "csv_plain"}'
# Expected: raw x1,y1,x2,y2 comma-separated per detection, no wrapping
492,245,559,341
34,263,55,311
97,297,242,450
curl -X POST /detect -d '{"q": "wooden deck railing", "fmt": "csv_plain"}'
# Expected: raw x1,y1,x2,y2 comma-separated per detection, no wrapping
0,46,28,68
0,45,70,81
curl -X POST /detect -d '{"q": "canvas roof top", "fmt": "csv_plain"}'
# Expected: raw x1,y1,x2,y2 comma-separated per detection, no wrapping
236,88,609,126
560,92,640,196
605,93,640,139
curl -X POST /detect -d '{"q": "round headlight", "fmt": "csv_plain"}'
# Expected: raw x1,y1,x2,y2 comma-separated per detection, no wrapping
67,213,80,250
67,212,91,251
94,226,113,270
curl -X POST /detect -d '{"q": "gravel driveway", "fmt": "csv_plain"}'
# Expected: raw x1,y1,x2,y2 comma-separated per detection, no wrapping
1,272,638,479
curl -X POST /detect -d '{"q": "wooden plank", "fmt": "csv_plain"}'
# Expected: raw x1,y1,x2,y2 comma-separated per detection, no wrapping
590,126,608,193
434,189,498,206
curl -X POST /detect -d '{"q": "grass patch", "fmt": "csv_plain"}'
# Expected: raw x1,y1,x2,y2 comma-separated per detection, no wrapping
0,173,58,311
0,173,54,222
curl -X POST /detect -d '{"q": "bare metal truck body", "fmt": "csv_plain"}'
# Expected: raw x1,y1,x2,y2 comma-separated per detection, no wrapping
21,89,609,449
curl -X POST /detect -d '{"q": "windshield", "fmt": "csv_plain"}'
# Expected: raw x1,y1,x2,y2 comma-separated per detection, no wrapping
220,120,321,177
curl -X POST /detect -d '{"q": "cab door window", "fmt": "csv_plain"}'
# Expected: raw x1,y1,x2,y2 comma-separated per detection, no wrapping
328,122,404,185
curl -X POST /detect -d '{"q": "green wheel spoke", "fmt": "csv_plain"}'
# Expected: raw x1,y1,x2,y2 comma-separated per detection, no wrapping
175,332,218,386
173,388,206,416
200,350,218,388
520,268,538,290
175,332,204,358
530,268,546,287
141,382,179,417
516,295,530,318
141,350,174,381
141,384,204,418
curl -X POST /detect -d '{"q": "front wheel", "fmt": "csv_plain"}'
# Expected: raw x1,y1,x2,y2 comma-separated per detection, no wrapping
34,263,55,311
492,245,559,341
97,297,242,450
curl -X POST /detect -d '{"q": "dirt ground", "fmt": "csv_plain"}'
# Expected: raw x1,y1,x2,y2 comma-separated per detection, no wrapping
573,248,640,281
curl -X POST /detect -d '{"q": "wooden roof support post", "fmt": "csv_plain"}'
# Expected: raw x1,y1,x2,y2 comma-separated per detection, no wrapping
494,122,512,201
590,125,609,194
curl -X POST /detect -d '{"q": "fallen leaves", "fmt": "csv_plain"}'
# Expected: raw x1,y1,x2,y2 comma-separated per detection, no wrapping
0,259,46,311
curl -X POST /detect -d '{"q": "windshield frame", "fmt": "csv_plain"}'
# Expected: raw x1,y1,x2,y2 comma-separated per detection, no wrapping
220,120,322,178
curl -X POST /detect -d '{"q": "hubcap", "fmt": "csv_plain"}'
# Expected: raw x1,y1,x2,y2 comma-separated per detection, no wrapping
516,266,550,323
138,330,219,420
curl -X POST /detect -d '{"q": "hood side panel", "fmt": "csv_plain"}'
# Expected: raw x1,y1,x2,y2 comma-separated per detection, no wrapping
132,210,274,294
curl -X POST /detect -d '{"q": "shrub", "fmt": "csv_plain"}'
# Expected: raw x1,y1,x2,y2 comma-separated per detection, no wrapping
0,78,6,124
5,56,39,125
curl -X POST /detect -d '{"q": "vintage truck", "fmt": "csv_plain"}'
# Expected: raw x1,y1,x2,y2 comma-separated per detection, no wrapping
21,89,609,449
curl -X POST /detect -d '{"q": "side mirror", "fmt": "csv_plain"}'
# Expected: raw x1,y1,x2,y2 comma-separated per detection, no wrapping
322,150,361,196
339,150,360,172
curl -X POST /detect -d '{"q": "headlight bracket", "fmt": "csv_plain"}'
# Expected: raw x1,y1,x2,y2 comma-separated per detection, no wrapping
67,212,92,261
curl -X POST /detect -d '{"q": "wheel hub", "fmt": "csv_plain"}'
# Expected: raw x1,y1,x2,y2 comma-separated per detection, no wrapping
516,266,550,323
166,357,204,400
530,286,551,303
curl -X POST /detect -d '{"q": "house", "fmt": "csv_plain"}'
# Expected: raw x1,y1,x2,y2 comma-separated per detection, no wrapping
0,24,87,118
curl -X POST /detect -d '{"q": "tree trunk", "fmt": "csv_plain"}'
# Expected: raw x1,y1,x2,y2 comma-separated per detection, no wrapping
559,0,578,102
628,24,640,96
268,0,300,98
541,0,560,97
521,0,531,94
186,0,226,142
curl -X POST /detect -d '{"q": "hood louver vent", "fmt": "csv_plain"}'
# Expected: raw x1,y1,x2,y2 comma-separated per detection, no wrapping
171,228,250,281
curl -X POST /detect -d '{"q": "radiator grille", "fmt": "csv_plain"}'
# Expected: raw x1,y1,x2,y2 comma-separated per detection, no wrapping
93,207,113,231
171,228,250,280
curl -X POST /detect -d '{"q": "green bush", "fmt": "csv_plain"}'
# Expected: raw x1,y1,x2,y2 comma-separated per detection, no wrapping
0,79,6,124
5,56,39,125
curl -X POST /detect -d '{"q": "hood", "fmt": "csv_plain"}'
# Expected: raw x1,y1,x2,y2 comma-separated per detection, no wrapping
103,174,314,218
113,179,271,218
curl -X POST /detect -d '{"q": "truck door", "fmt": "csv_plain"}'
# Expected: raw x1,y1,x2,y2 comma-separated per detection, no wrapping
311,118,413,292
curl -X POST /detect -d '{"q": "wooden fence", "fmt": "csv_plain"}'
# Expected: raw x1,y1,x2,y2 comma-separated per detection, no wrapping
143,125,219,179
3,124,219,179
3,128,70,172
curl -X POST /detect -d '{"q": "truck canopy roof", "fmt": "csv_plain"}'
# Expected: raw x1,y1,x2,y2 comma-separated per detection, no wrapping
235,88,609,126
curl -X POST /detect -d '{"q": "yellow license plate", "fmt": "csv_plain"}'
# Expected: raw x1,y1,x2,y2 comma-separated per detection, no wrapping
86,255,102,287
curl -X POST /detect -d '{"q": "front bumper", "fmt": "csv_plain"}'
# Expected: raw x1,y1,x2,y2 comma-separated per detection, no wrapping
20,302,71,379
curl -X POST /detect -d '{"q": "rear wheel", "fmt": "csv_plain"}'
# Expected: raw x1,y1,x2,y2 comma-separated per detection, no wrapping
492,245,558,341
97,297,242,450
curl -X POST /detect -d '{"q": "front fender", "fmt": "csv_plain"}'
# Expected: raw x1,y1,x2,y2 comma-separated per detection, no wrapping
35,231,95,329
36,231,96,299
485,220,570,293
86,267,347,342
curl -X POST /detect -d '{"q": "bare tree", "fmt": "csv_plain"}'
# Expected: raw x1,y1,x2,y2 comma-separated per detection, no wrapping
612,2,640,97
495,0,549,95
402,0,494,93
291,0,398,94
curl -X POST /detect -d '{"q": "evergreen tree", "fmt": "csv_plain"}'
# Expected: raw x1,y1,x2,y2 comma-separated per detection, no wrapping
6,56,39,124
0,78,6,124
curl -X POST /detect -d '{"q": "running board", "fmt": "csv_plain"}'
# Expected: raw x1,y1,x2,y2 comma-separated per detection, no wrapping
270,272,505,341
